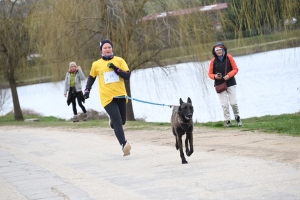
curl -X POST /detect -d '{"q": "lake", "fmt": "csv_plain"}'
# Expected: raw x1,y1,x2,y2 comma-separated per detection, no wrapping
1,47,300,123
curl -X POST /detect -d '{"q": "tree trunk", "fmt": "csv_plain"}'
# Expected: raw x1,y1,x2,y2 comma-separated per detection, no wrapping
125,79,135,121
8,73,24,121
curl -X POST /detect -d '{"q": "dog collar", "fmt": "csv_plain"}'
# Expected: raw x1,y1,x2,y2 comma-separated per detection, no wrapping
179,120,191,130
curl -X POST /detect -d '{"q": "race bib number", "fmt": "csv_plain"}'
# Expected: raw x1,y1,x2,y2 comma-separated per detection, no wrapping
104,71,119,84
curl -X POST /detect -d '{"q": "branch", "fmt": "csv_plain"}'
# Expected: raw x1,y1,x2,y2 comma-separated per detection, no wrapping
131,45,168,71
128,28,169,69
52,31,100,63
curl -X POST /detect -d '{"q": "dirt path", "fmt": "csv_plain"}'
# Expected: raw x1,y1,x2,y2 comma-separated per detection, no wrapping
0,125,299,200
35,125,299,167
124,126,300,168
1,125,299,167
4,125,298,166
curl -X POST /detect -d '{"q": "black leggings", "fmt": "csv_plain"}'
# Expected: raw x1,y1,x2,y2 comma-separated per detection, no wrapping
71,97,86,115
104,98,127,146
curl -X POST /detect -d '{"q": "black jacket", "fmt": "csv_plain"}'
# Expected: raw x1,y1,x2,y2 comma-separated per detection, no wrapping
210,42,237,87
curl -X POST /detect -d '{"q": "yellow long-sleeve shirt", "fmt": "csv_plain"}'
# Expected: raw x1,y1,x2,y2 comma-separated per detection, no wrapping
89,56,129,107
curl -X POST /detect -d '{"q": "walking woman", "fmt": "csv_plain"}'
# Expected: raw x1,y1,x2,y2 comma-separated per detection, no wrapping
208,42,242,127
83,39,131,156
64,62,88,122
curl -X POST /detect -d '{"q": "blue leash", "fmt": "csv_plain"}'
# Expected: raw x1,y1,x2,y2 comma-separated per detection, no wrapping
114,96,173,108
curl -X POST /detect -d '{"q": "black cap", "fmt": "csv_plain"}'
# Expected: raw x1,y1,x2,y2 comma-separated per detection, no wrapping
99,39,113,51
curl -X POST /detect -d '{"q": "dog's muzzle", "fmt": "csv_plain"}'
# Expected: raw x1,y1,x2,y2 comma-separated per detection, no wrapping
185,114,193,120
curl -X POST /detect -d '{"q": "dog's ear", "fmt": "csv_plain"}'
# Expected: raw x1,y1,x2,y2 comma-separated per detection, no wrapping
187,97,192,104
179,98,183,105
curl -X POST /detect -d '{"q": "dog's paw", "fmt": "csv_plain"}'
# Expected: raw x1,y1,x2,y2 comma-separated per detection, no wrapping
186,150,193,157
182,160,188,164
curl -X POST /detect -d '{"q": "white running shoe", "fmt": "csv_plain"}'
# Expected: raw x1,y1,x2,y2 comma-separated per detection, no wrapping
235,116,242,126
73,115,79,122
122,142,131,156
225,120,231,127
83,113,88,121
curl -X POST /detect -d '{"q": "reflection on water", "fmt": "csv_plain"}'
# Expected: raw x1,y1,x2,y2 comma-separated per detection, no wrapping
2,47,300,122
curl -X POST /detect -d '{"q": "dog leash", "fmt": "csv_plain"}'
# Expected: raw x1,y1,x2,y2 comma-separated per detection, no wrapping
114,95,174,108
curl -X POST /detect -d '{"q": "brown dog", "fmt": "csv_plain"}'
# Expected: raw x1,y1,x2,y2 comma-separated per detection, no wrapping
171,97,194,164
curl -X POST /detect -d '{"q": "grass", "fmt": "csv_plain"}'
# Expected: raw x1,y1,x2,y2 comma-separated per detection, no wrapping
199,112,300,136
1,111,299,136
0,111,171,130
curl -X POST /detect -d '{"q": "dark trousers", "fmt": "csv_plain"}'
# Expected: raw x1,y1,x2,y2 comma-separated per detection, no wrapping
71,97,86,115
104,98,127,146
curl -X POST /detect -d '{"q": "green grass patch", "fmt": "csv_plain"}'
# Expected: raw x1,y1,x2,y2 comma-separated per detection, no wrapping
1,112,299,136
199,112,300,136
0,111,170,130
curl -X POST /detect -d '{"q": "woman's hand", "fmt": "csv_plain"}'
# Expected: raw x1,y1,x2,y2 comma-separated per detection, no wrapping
223,75,230,80
215,74,222,80
64,94,66,97
77,66,81,70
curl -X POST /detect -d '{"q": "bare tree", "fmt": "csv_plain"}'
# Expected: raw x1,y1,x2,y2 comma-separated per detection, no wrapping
224,0,300,38
37,0,167,120
0,0,41,120
38,0,216,120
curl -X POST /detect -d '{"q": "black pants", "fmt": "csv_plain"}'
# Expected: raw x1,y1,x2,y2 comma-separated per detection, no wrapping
71,96,86,115
104,98,127,146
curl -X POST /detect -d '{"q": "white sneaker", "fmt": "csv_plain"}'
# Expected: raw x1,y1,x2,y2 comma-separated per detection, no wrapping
225,120,231,127
83,113,88,121
122,142,131,156
235,116,242,126
73,115,79,122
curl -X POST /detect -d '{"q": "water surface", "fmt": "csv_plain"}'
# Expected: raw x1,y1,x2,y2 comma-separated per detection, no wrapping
2,47,300,122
